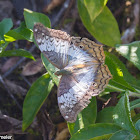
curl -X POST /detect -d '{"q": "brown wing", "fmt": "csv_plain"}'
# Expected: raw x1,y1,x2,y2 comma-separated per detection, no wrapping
71,37,105,63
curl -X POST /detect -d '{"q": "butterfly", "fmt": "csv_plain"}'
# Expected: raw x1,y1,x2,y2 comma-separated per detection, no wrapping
33,23,112,123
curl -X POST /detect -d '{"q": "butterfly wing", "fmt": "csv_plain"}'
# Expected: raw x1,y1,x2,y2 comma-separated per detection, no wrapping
58,64,111,123
33,23,112,122
33,24,101,69
57,37,112,122
33,23,71,69
57,70,93,123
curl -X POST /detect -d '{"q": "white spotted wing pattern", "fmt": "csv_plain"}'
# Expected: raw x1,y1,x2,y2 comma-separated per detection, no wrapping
33,23,112,123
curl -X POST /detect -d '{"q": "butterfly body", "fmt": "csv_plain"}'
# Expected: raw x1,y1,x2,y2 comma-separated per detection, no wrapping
55,69,72,76
33,23,112,123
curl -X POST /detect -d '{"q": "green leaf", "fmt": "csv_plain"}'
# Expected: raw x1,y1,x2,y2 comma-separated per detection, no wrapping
0,40,5,45
130,99,140,110
0,49,35,60
90,134,112,140
70,123,121,140
77,97,97,127
24,9,51,30
105,51,140,92
132,113,140,124
83,0,108,22
0,18,13,41
96,107,114,123
5,22,33,42
78,1,121,47
0,42,9,54
115,41,140,70
113,93,139,137
135,119,140,131
109,130,135,140
22,73,54,131
106,82,125,93
41,53,59,86
68,97,97,135
105,52,136,92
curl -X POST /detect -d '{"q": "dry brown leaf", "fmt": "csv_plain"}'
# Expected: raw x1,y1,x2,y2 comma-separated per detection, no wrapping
5,79,27,96
21,58,43,76
43,0,65,13
37,110,55,140
0,112,23,134
1,57,19,73
57,122,67,132
56,128,70,140
103,93,118,108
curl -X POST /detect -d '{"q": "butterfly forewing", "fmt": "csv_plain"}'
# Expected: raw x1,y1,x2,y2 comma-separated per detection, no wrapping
33,23,71,69
33,23,112,123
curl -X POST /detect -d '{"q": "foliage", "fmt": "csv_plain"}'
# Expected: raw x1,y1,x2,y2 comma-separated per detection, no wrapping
115,41,140,70
22,73,54,131
78,0,121,47
0,18,34,60
1,1,140,139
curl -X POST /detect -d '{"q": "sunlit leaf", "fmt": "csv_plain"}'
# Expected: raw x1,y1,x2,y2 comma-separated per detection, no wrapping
105,52,137,92
5,22,33,42
78,1,121,46
24,9,51,30
83,0,108,22
115,41,140,70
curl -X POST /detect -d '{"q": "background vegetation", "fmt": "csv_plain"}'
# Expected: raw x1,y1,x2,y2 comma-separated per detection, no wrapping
0,0,140,139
